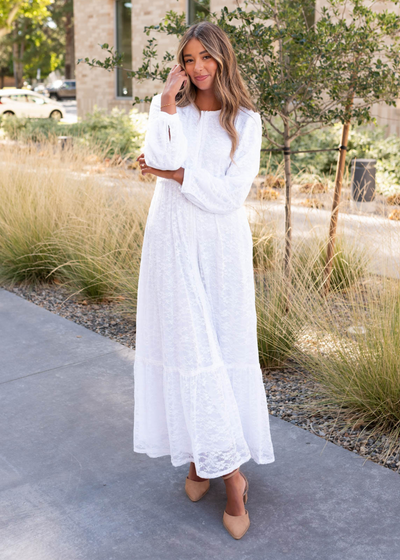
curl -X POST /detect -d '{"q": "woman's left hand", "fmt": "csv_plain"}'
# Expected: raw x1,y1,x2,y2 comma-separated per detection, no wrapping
136,153,184,185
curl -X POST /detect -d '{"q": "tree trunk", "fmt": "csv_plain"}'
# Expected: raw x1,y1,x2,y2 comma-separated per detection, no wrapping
283,119,292,285
65,2,75,79
12,27,24,88
282,118,292,312
323,119,351,294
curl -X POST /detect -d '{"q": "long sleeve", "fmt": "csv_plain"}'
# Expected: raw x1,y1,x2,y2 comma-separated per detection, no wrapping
143,93,188,171
180,112,262,214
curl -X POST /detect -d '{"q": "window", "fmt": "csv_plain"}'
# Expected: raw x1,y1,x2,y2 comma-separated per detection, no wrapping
9,94,28,102
115,1,132,97
31,96,45,105
187,0,210,25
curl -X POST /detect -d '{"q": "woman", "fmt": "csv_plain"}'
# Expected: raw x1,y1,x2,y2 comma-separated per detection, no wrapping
134,21,275,540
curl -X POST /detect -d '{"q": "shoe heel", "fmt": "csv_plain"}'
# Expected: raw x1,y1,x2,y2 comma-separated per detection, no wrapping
241,472,249,505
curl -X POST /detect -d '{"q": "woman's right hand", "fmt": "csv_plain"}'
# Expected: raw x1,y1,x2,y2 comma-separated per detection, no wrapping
161,64,188,102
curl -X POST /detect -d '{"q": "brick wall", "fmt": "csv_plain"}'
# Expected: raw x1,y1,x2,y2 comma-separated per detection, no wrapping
73,0,185,118
74,0,129,116
131,0,186,113
73,0,400,134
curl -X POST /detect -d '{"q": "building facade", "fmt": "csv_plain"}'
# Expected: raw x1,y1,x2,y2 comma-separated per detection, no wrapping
73,0,400,134
74,0,188,116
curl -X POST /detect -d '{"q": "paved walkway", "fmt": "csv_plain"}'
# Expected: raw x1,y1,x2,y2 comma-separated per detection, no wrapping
1,288,399,560
245,201,400,279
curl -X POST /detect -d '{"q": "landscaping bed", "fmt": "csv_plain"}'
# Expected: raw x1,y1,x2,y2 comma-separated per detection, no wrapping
3,281,399,475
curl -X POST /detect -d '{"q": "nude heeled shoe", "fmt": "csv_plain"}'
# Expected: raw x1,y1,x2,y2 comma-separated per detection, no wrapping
185,464,210,502
222,467,250,540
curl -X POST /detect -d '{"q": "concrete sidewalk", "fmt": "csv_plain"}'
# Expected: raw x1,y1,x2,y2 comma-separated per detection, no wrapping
1,287,399,560
245,201,400,279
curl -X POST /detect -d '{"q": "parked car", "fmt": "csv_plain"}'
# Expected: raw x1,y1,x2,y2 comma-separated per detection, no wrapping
46,79,76,100
0,89,64,120
33,83,49,96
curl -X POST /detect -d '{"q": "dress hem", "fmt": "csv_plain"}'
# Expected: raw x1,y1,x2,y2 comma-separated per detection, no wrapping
133,447,275,479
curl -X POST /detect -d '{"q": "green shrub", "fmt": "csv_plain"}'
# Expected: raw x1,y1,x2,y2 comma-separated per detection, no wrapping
1,106,146,159
1,116,60,143
260,121,400,196
68,106,145,158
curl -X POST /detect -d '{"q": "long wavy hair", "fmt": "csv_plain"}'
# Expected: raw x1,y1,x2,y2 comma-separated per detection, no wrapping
175,21,257,163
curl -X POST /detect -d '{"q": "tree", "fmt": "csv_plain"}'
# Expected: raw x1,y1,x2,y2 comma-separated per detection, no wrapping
78,0,400,290
63,0,74,79
0,0,23,39
6,0,52,86
0,41,12,87
0,0,73,86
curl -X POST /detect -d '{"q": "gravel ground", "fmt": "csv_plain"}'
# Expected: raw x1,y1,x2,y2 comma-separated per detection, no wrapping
3,282,399,475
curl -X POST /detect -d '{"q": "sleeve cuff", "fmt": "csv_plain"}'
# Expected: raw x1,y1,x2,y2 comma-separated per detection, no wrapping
180,165,193,194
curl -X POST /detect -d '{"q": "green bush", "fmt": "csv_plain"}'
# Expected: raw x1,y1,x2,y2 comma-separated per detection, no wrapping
1,106,146,159
260,121,400,196
68,106,145,158
2,116,60,143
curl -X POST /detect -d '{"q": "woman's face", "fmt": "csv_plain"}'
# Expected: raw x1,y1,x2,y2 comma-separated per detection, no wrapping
182,38,218,91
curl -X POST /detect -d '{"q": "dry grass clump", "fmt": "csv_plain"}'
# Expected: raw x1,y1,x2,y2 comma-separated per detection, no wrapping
0,142,151,307
251,220,277,272
252,220,371,369
48,189,149,303
387,193,400,206
137,171,157,183
257,187,280,201
295,277,400,461
262,174,285,189
299,182,328,194
388,209,400,221
293,235,370,293
251,219,306,369
255,269,305,369
300,198,324,209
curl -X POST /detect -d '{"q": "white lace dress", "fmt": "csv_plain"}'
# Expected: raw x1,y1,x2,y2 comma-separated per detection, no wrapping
133,93,275,478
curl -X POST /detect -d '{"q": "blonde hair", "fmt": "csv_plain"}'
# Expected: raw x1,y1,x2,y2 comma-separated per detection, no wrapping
176,21,257,163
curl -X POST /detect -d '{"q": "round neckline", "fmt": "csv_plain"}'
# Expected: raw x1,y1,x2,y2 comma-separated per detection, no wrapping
191,102,221,114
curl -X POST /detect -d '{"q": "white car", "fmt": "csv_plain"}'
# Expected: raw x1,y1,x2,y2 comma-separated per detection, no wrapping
0,89,64,120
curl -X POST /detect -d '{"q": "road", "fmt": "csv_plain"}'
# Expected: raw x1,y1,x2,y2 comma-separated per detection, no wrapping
60,99,77,123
